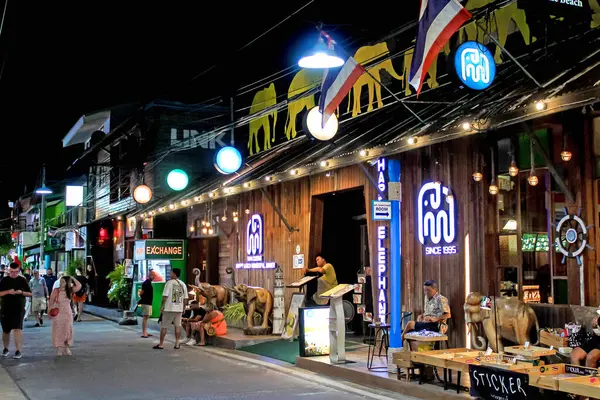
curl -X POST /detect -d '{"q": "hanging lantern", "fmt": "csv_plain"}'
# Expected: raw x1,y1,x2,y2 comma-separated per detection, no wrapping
489,184,499,195
489,148,498,195
509,161,519,177
133,184,153,204
528,138,538,186
202,227,208,234
472,172,483,182
560,150,572,162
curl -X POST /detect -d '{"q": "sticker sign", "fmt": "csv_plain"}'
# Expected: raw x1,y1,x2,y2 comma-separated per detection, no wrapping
372,201,392,220
454,41,496,91
417,182,457,255
469,365,537,400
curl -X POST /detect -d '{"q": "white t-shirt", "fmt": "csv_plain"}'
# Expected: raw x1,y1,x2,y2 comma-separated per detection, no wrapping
162,279,188,313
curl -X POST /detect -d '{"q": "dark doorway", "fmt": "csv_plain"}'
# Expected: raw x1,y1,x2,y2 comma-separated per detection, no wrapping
187,238,219,286
320,188,367,285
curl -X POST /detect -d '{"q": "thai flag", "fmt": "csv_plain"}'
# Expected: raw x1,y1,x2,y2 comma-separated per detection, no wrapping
409,0,471,95
319,33,365,128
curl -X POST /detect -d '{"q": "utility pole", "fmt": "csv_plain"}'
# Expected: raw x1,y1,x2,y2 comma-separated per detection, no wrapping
39,165,47,270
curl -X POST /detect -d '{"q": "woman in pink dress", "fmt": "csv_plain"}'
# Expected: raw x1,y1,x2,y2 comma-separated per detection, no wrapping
49,276,81,356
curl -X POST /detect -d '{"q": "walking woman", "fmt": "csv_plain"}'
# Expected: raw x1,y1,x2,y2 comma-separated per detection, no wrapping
49,276,81,356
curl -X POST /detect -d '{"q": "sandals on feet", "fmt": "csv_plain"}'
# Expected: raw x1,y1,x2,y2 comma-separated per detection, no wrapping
174,345,180,349
152,345,164,350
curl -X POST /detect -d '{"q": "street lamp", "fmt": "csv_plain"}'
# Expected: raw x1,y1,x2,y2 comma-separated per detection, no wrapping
35,166,52,269
298,36,344,69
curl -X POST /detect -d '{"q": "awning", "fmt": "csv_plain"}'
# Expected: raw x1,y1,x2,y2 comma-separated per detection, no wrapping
62,110,111,148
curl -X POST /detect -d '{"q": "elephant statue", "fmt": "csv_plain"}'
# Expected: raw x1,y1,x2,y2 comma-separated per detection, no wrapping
464,292,540,353
460,0,533,64
248,83,278,156
226,284,273,335
348,42,403,117
191,282,229,309
285,68,321,141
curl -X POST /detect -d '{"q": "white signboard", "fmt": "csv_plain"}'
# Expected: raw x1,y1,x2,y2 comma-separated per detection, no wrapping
417,182,457,255
66,185,84,207
372,201,392,220
293,254,305,269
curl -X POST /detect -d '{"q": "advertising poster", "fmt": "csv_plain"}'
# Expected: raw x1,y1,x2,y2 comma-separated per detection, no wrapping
299,306,330,357
281,292,305,340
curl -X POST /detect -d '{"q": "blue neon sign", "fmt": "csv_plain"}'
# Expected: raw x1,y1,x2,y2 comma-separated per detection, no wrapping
454,41,496,91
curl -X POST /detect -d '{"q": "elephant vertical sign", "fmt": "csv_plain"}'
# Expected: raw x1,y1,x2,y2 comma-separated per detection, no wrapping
469,365,540,400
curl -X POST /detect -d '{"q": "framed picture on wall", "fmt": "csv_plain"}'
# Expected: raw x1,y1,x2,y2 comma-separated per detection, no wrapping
353,294,362,304
354,283,363,293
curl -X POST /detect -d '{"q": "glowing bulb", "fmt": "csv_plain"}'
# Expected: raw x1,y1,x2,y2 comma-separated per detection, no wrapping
528,174,538,186
325,172,331,177
245,209,250,214
265,176,272,182
320,160,329,167
509,161,519,177
169,204,175,209
133,184,153,204
290,169,298,176
202,227,208,234
243,182,250,188
189,226,195,232
222,215,227,222
535,101,546,111
561,150,572,162
194,196,200,202
159,207,165,212
489,185,499,195
359,150,368,157
181,200,188,206
407,137,417,145
223,188,230,194
462,122,471,131
208,192,214,198
208,228,214,235
472,172,483,182
233,216,239,222
149,211,155,216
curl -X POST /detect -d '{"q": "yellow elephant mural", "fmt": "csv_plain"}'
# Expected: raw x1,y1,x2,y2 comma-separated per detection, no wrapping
285,68,321,140
461,0,533,64
347,42,403,117
592,0,600,28
248,83,278,156
402,41,450,96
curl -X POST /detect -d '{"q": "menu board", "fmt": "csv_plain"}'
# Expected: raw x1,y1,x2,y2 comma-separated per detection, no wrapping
299,306,330,357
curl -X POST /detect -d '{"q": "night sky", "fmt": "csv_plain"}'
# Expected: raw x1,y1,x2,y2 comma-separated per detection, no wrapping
0,1,419,217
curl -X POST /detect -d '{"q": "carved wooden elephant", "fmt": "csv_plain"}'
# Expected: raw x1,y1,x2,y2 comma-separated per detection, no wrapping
191,283,229,308
464,292,540,352
227,284,273,335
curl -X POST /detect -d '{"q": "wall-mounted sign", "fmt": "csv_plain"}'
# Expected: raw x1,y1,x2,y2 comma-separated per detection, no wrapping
293,254,305,269
417,182,457,255
134,239,185,261
454,41,496,91
372,200,392,220
246,214,264,262
236,214,275,269
377,158,386,200
170,128,234,150
66,185,84,207
548,0,583,8
377,226,388,323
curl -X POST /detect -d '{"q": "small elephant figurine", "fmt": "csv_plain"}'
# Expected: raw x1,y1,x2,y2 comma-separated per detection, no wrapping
227,284,273,335
191,283,229,309
464,292,540,352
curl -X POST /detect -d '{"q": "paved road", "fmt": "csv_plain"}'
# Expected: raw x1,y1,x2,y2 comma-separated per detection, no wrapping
0,314,414,400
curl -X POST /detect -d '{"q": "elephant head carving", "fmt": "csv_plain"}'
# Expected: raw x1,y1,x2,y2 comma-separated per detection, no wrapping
193,283,228,308
248,83,278,156
285,69,321,141
464,292,540,352
226,284,273,334
348,42,403,117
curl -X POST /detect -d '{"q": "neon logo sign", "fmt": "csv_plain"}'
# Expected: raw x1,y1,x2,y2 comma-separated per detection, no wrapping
246,214,264,262
377,226,388,322
454,41,496,91
417,182,457,255
377,158,386,200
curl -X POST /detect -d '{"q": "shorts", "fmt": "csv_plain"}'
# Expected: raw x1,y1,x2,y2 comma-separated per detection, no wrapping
31,297,47,313
141,305,152,317
73,293,86,303
161,311,182,329
1,310,24,333
581,335,600,354
190,321,202,331
414,321,439,332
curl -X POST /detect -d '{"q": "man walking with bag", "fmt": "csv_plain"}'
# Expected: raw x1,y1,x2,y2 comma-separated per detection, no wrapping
153,268,188,350
29,270,48,327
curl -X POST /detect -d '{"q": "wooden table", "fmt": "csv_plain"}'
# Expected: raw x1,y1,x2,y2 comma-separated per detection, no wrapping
559,375,600,397
404,335,448,385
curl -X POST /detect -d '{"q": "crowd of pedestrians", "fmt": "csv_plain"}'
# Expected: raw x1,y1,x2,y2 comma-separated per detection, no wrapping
0,262,84,358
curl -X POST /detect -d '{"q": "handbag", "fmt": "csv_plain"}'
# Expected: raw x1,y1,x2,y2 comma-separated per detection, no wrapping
49,307,59,317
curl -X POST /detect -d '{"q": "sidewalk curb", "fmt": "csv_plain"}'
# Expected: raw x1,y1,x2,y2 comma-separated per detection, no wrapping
0,365,28,400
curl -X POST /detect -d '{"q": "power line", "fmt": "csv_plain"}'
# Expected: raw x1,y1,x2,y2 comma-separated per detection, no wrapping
0,0,8,42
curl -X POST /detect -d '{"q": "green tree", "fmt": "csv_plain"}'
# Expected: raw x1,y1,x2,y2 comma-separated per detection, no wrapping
0,233,14,261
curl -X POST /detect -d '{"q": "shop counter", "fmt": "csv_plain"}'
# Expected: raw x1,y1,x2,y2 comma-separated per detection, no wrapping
504,345,556,358
527,364,596,391
558,375,600,397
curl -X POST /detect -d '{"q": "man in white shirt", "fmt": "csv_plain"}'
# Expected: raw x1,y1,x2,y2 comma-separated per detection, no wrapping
153,268,188,350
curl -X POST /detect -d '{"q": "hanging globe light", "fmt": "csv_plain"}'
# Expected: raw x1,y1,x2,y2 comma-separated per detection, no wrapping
133,184,153,204
304,106,338,141
560,150,572,162
489,184,499,195
167,169,189,191
472,171,483,182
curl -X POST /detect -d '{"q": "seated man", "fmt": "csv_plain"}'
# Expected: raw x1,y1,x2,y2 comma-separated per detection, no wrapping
571,305,600,368
194,303,227,346
402,280,451,349
181,301,206,345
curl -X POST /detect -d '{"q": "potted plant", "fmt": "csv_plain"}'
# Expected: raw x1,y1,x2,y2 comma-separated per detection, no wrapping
106,264,131,310
223,302,247,329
